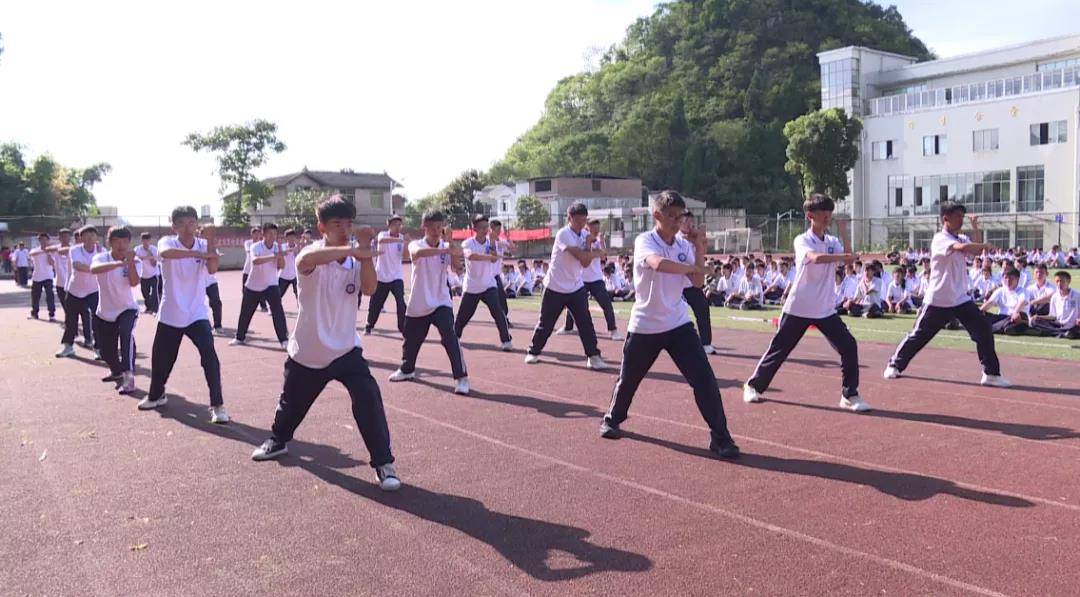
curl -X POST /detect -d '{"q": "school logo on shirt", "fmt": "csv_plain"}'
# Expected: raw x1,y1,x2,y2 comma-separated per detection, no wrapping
677,253,687,262
440,254,448,265
121,267,130,277
345,283,356,295
827,246,835,254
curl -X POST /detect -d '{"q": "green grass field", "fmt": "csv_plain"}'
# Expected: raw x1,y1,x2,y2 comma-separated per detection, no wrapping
503,290,1080,362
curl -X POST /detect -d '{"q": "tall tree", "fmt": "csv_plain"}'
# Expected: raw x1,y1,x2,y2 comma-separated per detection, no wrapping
0,143,110,217
441,169,486,229
783,107,861,199
280,187,327,230
514,194,550,230
183,119,286,226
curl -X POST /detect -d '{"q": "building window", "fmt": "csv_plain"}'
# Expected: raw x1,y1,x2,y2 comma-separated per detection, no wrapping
914,186,923,207
370,191,385,209
338,188,356,203
913,230,935,251
1030,121,1068,145
985,229,1010,249
1017,166,1044,212
592,179,602,192
972,128,998,152
923,134,947,156
1037,57,1080,71
972,171,1010,212
872,140,895,160
894,187,903,207
1015,226,1044,250
819,57,861,116
534,179,552,193
501,201,508,212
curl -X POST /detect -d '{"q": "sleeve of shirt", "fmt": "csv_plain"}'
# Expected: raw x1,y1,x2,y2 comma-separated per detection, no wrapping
91,252,109,266
634,233,659,268
556,228,577,252
296,244,320,277
461,238,477,258
793,234,813,266
157,236,176,255
931,233,954,257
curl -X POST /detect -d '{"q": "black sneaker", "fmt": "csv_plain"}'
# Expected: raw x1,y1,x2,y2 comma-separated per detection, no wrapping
101,373,122,383
599,419,621,439
251,439,288,461
709,437,741,460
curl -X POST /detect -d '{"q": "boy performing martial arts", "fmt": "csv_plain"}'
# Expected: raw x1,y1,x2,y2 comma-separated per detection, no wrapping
28,233,57,321
250,196,400,492
454,215,513,350
560,217,623,341
600,191,739,458
55,227,105,359
742,194,870,412
90,227,142,395
365,215,407,336
139,206,228,422
389,210,470,395
277,228,301,307
231,222,289,348
678,214,719,354
884,202,1010,387
524,203,609,370
135,232,162,314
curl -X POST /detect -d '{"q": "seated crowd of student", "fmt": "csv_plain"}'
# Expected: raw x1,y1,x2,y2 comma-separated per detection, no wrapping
887,244,1079,269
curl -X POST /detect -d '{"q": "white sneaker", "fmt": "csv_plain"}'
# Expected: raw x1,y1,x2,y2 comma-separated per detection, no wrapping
388,369,415,382
228,338,245,346
839,394,872,412
118,372,136,395
55,344,75,358
703,345,718,355
556,329,575,335
586,355,609,371
743,383,763,403
137,395,168,410
524,353,541,365
209,406,230,424
376,463,401,491
454,377,470,395
499,341,514,352
883,365,900,379
280,341,288,350
980,373,1012,388
610,330,625,341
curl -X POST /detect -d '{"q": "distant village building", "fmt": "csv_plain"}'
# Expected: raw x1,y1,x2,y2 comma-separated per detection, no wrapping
241,167,400,226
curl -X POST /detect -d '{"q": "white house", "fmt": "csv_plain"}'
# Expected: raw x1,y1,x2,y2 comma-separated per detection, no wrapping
820,34,1080,251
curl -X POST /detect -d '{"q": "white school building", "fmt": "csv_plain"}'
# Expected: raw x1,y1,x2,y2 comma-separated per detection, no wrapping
819,34,1080,251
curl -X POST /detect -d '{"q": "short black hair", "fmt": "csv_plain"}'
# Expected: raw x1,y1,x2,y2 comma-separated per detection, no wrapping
261,222,278,231
58,228,71,235
1003,267,1020,279
78,225,98,236
652,190,685,212
803,193,835,213
490,219,502,228
893,267,905,275
250,227,261,234
303,229,313,235
1055,270,1071,282
471,214,489,226
140,232,152,240
1036,264,1048,272
722,263,732,271
940,201,966,217
37,232,49,239
587,217,601,225
517,259,526,266
388,214,402,224
107,226,131,241
567,202,589,217
316,195,357,223
422,210,445,224
171,205,198,222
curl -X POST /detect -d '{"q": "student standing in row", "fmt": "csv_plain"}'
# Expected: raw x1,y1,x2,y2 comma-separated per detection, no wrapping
242,226,269,313
55,227,105,359
199,227,225,334
277,229,301,308
231,222,289,348
743,194,869,412
560,218,623,341
28,233,57,321
90,227,141,395
885,203,1010,387
524,203,609,370
135,232,161,314
678,214,718,354
365,215,407,336
600,191,739,458
454,215,513,351
251,197,401,492
389,210,470,395
490,219,514,325
139,206,227,422
51,228,73,315
13,242,30,287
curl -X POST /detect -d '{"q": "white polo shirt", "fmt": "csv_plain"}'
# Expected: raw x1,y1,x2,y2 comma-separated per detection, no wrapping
740,275,763,300
985,284,1029,316
287,241,363,369
461,236,497,294
30,248,55,282
627,230,694,334
1027,281,1054,304
835,276,857,303
245,241,279,292
545,226,588,294
493,238,511,271
407,239,453,317
924,230,973,308
375,232,405,283
14,248,29,267
581,238,604,283
157,236,210,328
68,245,104,298
242,239,254,275
1049,289,1080,328
53,249,71,289
92,252,139,322
279,243,298,281
783,230,844,319
135,244,160,278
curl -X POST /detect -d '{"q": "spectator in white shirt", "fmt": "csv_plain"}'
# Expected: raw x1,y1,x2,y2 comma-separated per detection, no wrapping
763,261,789,304
514,260,534,297
1025,264,1054,316
501,264,520,298
834,267,857,313
1029,271,1080,339
885,267,912,314
972,267,998,304
905,265,924,307
726,264,763,310
849,265,884,318
707,262,734,306
979,268,1030,335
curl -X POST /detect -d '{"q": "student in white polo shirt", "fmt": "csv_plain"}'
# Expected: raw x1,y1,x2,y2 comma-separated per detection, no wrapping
524,203,609,369
231,222,289,348
365,215,407,336
50,228,73,315
28,233,57,321
489,219,515,324
135,232,161,314
1029,271,1080,339
250,197,401,491
743,194,869,412
560,217,622,341
388,209,470,395
199,227,224,333
139,206,227,421
242,227,269,312
1025,264,1054,317
676,213,718,352
55,226,105,359
978,267,1030,335
885,202,1009,387
454,214,513,350
13,242,30,287
600,191,739,458
90,227,141,395
277,228,301,307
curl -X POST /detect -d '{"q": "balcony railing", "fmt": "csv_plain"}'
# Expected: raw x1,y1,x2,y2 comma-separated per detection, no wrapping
867,66,1080,117
887,200,1016,218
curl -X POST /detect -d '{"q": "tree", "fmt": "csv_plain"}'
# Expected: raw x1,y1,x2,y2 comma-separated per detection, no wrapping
279,187,327,230
782,107,861,199
183,119,286,226
0,142,110,217
514,194,550,230
402,193,446,229
442,169,486,229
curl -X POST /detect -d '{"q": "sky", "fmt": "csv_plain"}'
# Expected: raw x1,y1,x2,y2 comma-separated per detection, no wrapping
1,0,1077,219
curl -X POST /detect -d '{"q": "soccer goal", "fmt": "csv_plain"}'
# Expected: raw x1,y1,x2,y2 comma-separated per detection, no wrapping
712,227,754,255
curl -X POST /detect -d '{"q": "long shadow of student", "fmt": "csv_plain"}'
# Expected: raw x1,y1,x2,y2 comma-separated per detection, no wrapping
619,431,1033,508
897,373,1080,399
411,378,603,419
154,394,653,581
765,398,1080,441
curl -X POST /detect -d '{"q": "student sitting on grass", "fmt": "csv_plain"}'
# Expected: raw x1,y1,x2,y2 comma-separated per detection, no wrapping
972,266,998,304
726,262,763,310
835,266,858,314
848,265,884,318
1026,264,1054,317
979,268,1030,335
885,267,913,314
1066,248,1079,267
762,261,789,305
905,265,924,307
1028,271,1080,339
707,262,735,307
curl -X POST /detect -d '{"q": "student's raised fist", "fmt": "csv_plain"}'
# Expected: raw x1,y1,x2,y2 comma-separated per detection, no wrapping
354,225,376,245
351,247,382,260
